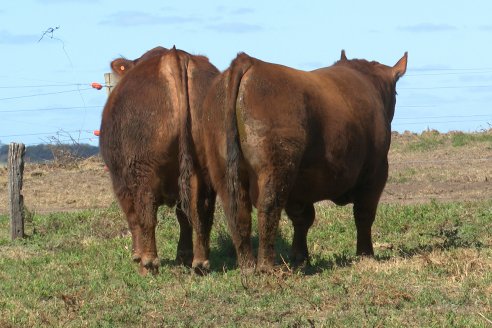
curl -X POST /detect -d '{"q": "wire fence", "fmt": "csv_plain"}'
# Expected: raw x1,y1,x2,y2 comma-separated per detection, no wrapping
0,66,491,146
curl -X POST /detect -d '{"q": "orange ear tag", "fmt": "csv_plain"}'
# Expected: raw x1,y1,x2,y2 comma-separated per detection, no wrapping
120,66,125,71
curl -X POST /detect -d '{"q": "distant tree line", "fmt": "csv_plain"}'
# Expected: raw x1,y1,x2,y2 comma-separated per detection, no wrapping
0,143,99,163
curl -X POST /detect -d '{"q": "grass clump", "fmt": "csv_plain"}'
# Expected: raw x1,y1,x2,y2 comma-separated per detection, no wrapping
406,129,445,152
402,128,492,152
451,131,492,147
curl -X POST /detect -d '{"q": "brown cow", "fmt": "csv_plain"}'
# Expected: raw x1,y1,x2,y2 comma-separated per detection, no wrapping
199,50,407,271
100,47,220,274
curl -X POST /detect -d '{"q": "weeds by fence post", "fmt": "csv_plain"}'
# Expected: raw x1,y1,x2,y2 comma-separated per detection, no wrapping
8,142,25,240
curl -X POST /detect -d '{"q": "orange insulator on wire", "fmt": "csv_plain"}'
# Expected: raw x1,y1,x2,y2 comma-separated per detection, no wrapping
91,82,103,90
93,130,100,136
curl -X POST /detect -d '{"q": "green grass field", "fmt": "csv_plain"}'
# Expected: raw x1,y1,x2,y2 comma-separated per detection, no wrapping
1,200,491,327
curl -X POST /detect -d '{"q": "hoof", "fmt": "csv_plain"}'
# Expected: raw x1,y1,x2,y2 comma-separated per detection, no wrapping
356,245,374,257
176,250,193,267
192,260,210,275
290,252,310,268
256,263,275,274
238,255,256,272
139,256,160,275
139,265,159,276
255,256,275,273
239,266,256,276
356,250,375,257
132,253,142,263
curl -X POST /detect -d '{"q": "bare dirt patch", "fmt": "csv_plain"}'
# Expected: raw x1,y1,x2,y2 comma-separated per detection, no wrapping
0,157,113,214
0,130,491,214
383,130,492,204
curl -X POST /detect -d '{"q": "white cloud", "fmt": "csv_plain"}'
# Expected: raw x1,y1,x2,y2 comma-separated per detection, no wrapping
100,11,200,26
206,22,262,33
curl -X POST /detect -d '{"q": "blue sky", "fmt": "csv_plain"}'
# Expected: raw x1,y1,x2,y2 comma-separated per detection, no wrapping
1,0,491,146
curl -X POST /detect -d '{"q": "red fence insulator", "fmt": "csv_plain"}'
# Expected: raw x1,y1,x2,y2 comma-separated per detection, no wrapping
93,130,100,136
91,82,103,90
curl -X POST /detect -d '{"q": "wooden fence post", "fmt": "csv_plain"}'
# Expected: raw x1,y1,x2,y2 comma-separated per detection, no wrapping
8,142,25,240
104,72,117,95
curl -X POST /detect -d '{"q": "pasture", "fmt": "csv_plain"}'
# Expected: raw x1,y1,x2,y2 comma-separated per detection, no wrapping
1,130,492,327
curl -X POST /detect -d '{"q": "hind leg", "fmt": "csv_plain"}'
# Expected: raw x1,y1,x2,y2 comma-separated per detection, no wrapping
190,177,217,273
353,162,388,256
353,196,378,256
134,188,160,275
256,204,282,271
285,202,315,266
175,204,193,266
117,192,143,263
221,184,255,270
256,173,292,272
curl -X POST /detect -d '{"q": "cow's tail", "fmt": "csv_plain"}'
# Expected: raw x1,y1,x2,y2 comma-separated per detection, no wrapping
225,53,254,230
170,46,193,220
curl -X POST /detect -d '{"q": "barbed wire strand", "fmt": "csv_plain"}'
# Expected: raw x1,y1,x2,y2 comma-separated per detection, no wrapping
0,83,93,89
0,88,93,101
0,105,101,113
0,130,93,138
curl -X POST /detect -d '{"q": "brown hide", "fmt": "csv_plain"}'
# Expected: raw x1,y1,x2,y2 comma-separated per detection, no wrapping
110,46,169,77
100,47,219,274
200,51,407,270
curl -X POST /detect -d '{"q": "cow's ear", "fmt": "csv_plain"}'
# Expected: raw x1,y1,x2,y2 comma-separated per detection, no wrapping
392,52,408,81
111,58,134,76
340,49,348,61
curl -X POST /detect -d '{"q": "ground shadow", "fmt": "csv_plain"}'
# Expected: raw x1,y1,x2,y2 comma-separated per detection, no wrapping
207,230,294,272
160,223,486,275
208,229,361,274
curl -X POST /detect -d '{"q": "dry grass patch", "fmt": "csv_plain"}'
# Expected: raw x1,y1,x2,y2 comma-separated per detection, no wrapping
1,131,492,214
0,245,50,260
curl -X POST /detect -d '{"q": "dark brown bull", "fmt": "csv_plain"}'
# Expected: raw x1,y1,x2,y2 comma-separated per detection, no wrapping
100,47,219,274
200,51,407,271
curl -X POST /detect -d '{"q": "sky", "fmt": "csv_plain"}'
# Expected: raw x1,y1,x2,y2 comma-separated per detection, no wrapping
0,0,491,146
